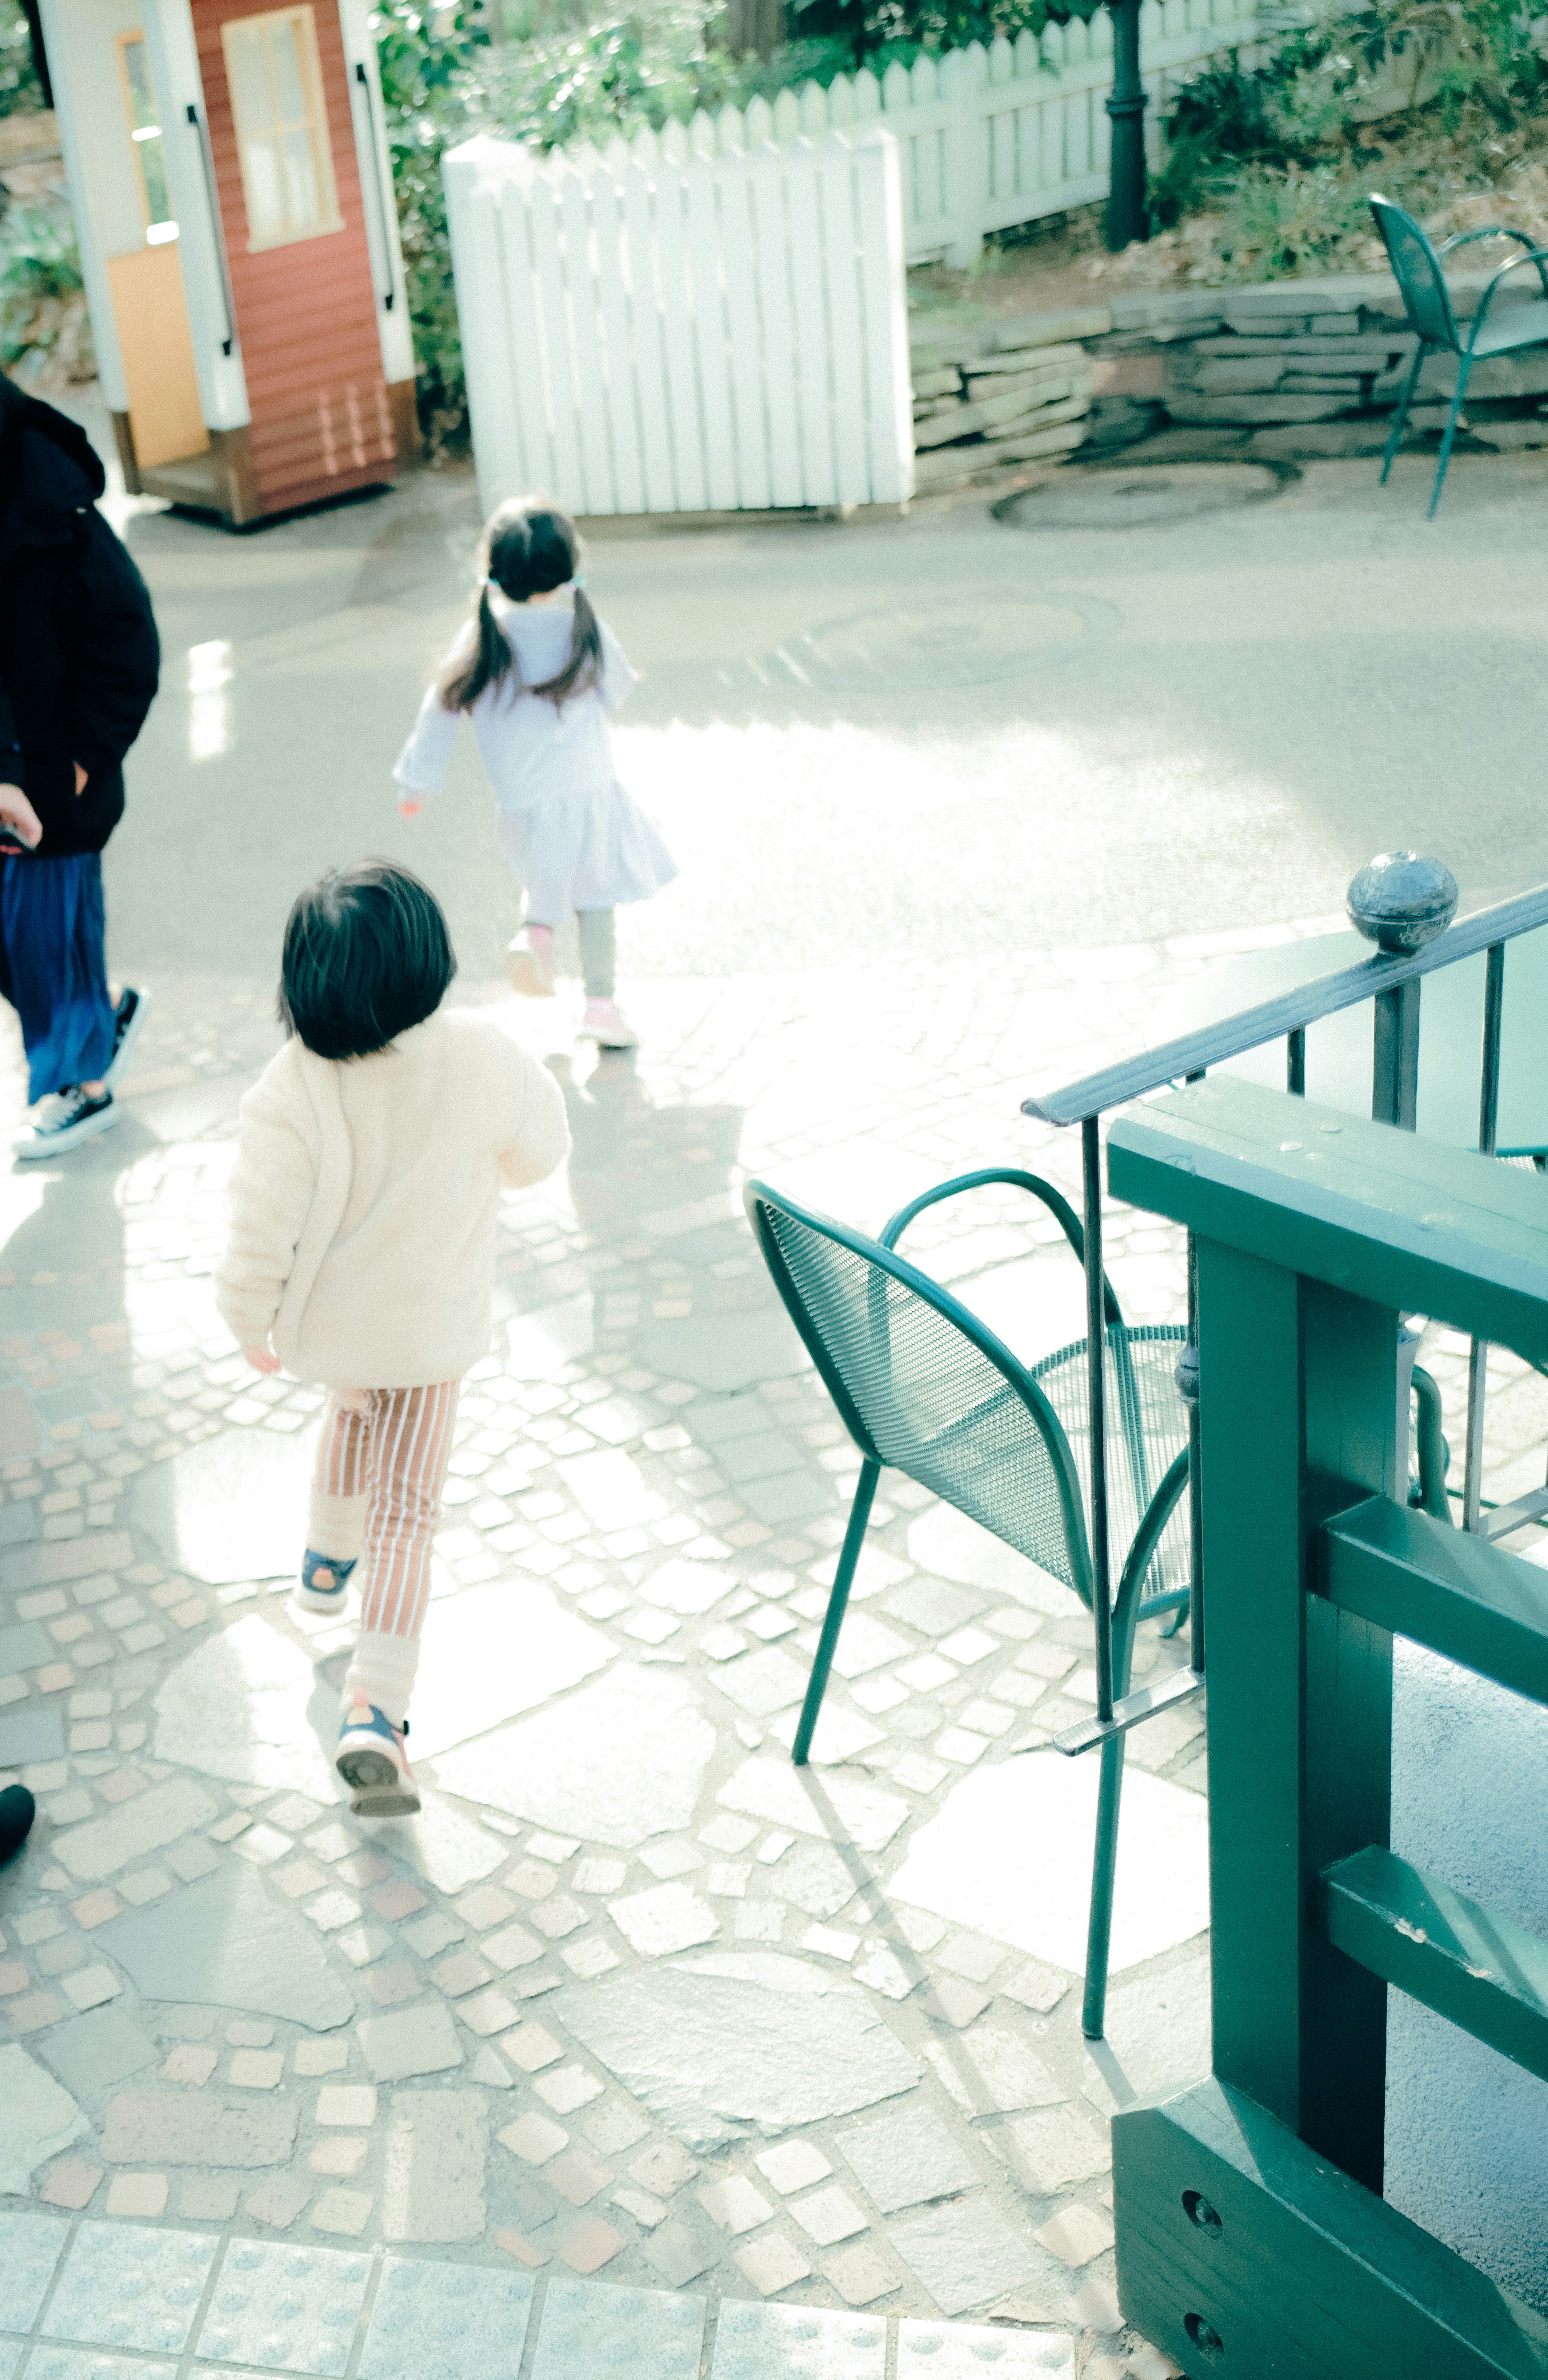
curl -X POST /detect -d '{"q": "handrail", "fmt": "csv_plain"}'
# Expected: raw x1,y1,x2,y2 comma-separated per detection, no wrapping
354,63,397,311
1023,878,1548,1128
186,102,237,358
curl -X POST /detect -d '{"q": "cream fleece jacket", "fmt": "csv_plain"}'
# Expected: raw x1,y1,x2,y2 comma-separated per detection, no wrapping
215,1009,570,1388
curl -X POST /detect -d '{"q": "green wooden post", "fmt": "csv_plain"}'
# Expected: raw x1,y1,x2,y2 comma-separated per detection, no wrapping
1197,1244,1394,2188
1103,1075,1548,2380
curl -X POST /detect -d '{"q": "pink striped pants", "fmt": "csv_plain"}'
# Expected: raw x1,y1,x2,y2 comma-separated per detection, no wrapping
309,1382,459,1725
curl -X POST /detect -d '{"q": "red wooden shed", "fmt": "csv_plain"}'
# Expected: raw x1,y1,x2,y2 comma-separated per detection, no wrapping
41,0,418,527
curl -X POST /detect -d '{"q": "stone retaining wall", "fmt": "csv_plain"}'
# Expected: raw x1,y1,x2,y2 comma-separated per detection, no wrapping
909,265,1548,479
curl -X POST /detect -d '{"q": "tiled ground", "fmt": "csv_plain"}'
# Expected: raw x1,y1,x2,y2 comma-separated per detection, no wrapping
1,921,1542,2380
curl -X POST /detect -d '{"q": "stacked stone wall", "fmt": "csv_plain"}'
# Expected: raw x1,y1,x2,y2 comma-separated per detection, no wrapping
908,267,1548,476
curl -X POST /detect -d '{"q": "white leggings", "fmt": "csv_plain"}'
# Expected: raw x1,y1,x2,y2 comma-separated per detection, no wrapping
574,909,616,1000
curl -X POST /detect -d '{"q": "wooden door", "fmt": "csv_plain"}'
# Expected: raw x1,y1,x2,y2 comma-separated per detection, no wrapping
190,0,395,514
109,25,208,470
107,246,208,467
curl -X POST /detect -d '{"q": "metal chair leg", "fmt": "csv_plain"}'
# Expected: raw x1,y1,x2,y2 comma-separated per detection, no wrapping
1082,1732,1126,2039
1381,343,1426,484
1429,355,1473,517
1080,1446,1190,2038
792,1457,880,1767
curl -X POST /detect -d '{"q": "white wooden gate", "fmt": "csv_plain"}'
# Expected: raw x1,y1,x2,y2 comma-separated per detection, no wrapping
443,128,915,520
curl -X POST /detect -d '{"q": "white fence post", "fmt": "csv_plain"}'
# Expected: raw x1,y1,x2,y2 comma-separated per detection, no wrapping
854,127,915,505
441,137,527,519
943,42,988,269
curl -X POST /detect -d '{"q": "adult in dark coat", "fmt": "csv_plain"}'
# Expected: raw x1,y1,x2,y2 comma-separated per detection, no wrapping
0,371,160,1156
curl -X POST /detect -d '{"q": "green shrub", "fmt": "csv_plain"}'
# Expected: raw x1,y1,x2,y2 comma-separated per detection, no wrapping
0,0,44,115
1140,0,1548,281
0,206,84,367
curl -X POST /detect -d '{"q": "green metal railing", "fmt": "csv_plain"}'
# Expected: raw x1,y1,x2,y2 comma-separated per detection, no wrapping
1102,1072,1548,2380
1023,863,1548,1751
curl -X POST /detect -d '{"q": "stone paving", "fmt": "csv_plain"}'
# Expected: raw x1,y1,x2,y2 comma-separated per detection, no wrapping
4,893,1543,2380
0,904,1268,2378
5,415,1548,2377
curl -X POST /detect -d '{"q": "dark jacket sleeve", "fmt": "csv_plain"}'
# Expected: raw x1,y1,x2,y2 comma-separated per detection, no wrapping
68,515,160,779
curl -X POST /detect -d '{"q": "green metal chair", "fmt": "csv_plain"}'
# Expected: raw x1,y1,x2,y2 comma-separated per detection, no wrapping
745,1167,1192,2032
1370,193,1548,518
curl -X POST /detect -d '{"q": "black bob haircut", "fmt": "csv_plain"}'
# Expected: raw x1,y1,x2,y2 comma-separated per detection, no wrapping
278,861,456,1060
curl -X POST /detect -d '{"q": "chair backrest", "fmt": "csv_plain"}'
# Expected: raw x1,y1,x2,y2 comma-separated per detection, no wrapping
747,1180,1095,1603
1369,194,1461,353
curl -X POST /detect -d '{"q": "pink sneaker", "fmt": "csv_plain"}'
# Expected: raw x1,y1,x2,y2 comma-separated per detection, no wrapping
578,997,639,1050
335,1694,419,1817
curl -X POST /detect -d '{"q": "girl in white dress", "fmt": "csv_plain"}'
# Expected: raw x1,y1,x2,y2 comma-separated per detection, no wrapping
394,498,675,1049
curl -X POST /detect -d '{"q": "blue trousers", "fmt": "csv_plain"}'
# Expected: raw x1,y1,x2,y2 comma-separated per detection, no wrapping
0,854,115,1102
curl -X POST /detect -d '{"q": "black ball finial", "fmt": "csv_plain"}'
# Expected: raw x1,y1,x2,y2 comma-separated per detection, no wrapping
1347,852,1459,954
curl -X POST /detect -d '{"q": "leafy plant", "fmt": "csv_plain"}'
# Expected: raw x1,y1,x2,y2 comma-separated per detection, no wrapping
0,0,45,117
786,0,1096,61
0,206,84,367
1136,0,1548,281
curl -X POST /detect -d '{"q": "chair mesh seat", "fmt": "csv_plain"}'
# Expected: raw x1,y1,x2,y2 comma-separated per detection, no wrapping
761,1205,1188,1604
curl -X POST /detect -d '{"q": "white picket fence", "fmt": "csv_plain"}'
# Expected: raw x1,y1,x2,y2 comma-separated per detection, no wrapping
544,0,1272,267
443,128,915,520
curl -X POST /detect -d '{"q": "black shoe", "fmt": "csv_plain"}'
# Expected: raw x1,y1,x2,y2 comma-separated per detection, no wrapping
14,1086,118,1162
0,1783,35,1864
104,984,152,1089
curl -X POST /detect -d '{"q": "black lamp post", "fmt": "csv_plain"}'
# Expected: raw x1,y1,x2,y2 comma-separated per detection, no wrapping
1104,0,1149,251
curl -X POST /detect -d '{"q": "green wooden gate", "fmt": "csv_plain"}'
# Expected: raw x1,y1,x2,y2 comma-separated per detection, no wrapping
1105,1072,1548,2379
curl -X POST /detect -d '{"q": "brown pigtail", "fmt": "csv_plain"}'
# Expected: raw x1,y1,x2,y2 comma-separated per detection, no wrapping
437,585,513,714
531,586,603,707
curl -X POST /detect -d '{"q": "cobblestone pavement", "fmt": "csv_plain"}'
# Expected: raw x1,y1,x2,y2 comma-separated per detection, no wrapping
5,428,1548,2380
4,911,1543,2380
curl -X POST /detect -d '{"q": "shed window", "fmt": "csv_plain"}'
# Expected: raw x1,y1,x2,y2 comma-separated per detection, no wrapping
117,33,176,244
221,6,342,250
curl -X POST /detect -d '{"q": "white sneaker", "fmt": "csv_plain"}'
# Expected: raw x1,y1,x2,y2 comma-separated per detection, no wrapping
578,997,639,1050
15,1087,119,1161
506,931,556,997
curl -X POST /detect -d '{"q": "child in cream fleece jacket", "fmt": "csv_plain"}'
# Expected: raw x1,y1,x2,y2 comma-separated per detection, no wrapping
216,861,569,1816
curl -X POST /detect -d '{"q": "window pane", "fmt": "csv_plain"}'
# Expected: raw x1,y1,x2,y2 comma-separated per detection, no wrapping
270,21,307,125
244,135,286,242
281,125,319,229
122,35,158,131
140,131,172,224
225,21,272,141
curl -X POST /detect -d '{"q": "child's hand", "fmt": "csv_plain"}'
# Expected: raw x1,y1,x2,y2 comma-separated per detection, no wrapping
243,1344,281,1375
397,797,423,819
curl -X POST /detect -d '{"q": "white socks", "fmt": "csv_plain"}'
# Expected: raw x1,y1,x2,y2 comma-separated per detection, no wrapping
308,1489,366,1562
343,1630,421,1729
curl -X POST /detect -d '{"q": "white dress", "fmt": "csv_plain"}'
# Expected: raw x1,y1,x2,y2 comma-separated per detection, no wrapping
393,590,676,923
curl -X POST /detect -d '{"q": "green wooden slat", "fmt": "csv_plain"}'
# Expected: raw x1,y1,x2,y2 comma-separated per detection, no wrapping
1320,1496,1548,1706
1112,2076,1548,2380
1107,1077,1548,1365
1323,1844,1548,2085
